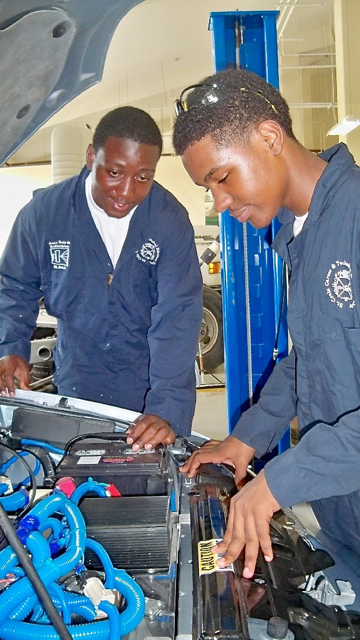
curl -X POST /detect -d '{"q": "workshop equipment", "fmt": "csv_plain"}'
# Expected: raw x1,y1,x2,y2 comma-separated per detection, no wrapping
209,12,290,453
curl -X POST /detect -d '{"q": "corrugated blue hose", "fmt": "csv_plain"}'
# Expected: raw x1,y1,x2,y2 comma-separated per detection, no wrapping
0,484,145,638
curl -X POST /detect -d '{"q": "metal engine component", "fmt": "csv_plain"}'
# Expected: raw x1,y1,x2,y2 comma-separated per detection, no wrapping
30,337,56,364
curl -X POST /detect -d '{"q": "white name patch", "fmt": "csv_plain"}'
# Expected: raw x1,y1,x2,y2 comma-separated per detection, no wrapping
49,241,70,270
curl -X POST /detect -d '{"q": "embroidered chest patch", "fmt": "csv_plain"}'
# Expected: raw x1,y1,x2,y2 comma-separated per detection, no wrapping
49,241,70,270
136,238,160,265
325,260,356,308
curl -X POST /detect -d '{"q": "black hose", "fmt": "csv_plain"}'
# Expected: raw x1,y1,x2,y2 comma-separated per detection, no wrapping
0,502,73,640
20,445,56,488
63,432,127,458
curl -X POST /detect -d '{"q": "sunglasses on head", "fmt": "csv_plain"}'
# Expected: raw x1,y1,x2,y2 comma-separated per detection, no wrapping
174,82,278,116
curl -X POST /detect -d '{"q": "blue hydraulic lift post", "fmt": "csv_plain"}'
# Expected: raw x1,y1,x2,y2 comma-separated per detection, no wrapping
209,11,290,453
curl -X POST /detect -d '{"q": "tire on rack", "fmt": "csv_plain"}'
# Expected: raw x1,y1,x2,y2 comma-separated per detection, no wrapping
198,285,224,373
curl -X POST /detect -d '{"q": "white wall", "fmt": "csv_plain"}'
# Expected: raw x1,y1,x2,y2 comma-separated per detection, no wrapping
52,125,92,184
0,165,52,256
155,156,206,226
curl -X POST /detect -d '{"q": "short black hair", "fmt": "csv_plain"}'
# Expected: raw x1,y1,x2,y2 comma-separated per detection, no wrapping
93,106,163,154
173,68,295,155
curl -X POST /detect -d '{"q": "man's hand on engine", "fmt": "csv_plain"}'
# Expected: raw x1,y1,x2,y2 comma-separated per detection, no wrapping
179,435,280,576
180,435,255,486
126,414,175,450
213,470,280,578
0,355,30,397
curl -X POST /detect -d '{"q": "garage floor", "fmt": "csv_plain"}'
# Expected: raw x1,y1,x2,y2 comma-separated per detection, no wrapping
192,365,228,440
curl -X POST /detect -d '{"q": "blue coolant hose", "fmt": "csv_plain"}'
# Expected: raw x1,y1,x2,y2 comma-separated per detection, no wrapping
70,477,108,504
0,488,28,512
20,439,64,457
0,482,145,639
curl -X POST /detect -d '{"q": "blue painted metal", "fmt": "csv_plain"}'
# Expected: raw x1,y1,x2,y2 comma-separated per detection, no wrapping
209,11,290,452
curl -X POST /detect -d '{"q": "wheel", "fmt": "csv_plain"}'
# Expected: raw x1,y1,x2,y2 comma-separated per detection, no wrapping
198,285,224,372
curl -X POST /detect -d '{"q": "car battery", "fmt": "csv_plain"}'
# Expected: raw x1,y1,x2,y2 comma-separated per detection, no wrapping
56,440,169,495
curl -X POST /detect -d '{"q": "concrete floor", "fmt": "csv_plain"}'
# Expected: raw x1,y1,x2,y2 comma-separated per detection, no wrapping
193,386,228,440
192,365,229,440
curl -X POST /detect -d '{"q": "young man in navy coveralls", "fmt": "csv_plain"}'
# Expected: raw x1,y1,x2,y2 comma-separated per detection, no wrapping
173,68,360,577
0,107,203,450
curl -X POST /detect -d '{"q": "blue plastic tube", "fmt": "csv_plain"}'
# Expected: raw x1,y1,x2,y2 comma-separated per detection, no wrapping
26,532,50,567
0,451,40,487
70,478,108,505
27,592,96,624
0,618,112,639
11,594,39,621
99,600,121,640
71,603,96,621
0,451,30,474
0,487,145,639
85,538,115,589
0,494,86,626
114,569,146,635
0,564,145,636
0,484,8,497
0,489,28,512
0,547,19,578
21,439,64,456
38,517,64,540
48,583,71,625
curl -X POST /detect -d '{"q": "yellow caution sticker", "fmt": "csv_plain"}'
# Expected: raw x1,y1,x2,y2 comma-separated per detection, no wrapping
198,539,234,576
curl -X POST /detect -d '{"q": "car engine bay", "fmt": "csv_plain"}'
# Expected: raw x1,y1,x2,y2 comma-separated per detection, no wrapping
0,392,357,639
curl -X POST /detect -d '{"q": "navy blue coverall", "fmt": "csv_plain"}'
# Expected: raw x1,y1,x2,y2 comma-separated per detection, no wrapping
0,167,203,435
232,144,360,554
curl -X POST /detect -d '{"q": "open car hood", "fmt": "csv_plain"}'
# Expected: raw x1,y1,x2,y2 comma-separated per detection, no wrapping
1,3,360,636
0,0,144,166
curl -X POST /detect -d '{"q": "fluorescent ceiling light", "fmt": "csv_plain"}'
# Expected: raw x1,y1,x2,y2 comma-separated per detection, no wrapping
326,114,360,136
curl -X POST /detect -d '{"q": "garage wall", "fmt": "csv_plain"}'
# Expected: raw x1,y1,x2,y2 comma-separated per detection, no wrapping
0,165,52,256
155,156,206,226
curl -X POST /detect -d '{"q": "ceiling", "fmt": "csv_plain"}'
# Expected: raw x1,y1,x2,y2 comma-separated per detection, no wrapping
8,0,336,165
